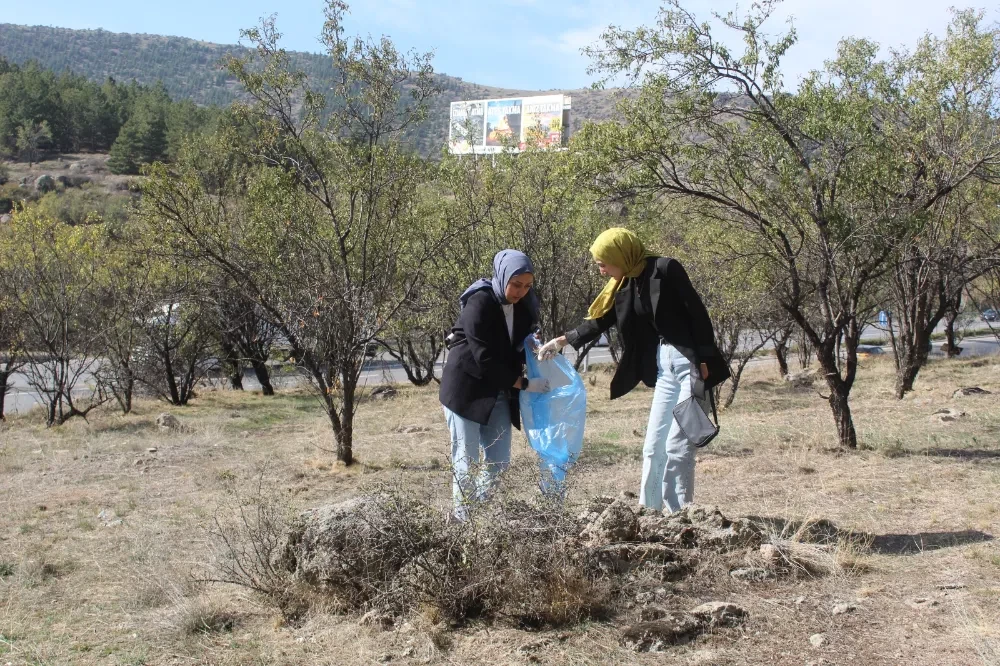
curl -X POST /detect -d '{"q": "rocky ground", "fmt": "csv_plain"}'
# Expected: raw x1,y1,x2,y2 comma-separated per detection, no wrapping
0,355,998,664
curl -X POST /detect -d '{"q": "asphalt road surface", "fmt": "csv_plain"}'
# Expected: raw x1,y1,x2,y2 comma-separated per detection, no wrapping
5,336,999,416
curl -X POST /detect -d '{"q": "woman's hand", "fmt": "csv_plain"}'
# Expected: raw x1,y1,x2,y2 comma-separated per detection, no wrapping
523,378,552,393
537,336,568,361
700,363,709,380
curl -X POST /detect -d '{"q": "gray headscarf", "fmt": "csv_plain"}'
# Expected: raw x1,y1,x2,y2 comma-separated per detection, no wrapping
459,249,540,325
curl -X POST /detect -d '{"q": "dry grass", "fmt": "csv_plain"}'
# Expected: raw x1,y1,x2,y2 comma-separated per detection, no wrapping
0,355,998,664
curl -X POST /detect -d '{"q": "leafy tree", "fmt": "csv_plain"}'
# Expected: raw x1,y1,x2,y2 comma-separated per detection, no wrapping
0,265,26,421
0,209,110,425
878,15,1000,396
142,2,460,464
576,2,1000,448
15,119,51,165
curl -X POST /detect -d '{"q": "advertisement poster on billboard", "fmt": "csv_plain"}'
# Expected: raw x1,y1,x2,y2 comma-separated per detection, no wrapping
448,101,485,155
485,99,523,149
520,95,564,150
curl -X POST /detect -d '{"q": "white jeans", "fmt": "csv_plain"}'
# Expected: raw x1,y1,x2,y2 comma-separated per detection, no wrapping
443,394,512,519
639,344,696,512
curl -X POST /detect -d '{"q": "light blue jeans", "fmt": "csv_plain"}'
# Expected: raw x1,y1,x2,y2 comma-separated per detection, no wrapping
443,393,512,519
640,344,696,512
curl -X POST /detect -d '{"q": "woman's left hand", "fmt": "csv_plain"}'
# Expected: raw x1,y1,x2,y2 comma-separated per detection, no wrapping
700,363,709,380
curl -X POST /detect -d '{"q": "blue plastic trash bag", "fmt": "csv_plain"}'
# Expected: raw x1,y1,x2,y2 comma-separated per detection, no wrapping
519,334,587,494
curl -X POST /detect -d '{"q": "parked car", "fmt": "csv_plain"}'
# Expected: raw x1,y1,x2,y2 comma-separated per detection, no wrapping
982,308,998,322
856,344,885,358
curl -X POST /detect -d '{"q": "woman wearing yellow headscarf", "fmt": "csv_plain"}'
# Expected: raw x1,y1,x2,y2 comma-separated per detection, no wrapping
538,228,728,512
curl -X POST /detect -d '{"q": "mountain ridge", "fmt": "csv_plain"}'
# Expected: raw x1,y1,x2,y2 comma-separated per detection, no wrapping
0,23,620,156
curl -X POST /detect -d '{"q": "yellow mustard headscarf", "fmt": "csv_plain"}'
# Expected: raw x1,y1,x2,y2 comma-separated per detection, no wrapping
586,228,657,320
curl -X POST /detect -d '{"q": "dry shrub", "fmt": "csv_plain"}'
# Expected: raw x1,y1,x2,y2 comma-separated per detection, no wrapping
758,516,872,578
178,600,239,635
200,467,306,619
205,463,613,628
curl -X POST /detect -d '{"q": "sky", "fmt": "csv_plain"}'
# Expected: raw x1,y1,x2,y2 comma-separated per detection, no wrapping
3,0,987,90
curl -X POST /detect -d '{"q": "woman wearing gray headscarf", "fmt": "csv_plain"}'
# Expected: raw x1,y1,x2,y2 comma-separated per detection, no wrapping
439,250,550,518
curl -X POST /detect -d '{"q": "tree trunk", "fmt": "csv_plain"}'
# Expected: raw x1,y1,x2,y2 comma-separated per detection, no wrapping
829,382,857,449
0,372,7,420
797,330,813,369
337,380,355,465
944,309,961,358
774,327,792,378
162,348,180,405
817,348,858,449
220,341,243,390
251,360,275,396
894,326,931,398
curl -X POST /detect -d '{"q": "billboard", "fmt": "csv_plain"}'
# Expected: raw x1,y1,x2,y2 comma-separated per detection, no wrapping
449,94,571,155
448,100,484,154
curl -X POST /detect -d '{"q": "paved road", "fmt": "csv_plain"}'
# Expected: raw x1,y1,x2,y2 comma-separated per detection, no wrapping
5,336,999,416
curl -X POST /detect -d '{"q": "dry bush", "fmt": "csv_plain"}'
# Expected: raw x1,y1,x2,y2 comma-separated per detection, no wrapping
757,515,873,578
201,467,306,618
205,462,614,628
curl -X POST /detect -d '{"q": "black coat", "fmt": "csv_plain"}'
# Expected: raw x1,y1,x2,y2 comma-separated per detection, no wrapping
566,256,730,399
439,290,535,427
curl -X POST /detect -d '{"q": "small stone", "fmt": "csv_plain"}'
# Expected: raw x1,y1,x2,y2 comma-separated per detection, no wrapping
809,633,827,648
359,609,394,631
370,386,398,401
134,459,143,466
931,407,966,423
730,567,775,582
690,601,748,627
905,597,939,610
953,387,991,398
936,583,966,590
831,602,857,616
795,596,806,605
621,612,704,652
147,447,157,453
760,543,782,564
640,606,667,622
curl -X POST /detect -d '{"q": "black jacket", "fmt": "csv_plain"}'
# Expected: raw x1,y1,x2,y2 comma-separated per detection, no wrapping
565,256,729,399
439,289,535,427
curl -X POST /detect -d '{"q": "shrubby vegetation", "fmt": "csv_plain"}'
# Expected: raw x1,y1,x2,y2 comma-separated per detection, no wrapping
1,1,998,463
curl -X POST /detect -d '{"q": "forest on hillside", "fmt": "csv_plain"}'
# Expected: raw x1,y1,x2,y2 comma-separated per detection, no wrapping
0,24,620,156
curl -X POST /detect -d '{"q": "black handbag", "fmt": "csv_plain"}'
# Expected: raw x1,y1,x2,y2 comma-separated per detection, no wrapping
672,374,720,448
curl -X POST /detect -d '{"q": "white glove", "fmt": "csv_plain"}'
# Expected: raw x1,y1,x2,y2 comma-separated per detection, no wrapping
537,337,566,361
523,377,551,393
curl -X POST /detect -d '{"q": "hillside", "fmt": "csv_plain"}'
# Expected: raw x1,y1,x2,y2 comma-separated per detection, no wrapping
0,23,621,156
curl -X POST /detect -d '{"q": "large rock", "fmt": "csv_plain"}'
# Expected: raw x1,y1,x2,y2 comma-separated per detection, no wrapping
620,612,704,652
279,494,437,594
665,504,762,550
581,497,638,545
588,543,681,576
785,368,817,388
34,174,56,192
155,413,181,430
